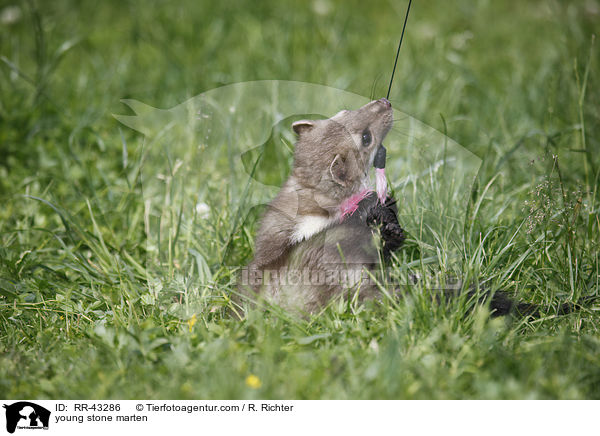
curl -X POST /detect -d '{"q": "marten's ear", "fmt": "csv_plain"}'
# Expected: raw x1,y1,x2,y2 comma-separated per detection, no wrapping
292,120,315,136
330,154,348,186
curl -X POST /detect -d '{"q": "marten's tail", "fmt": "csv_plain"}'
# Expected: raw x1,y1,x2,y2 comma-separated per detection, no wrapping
407,284,598,318
475,290,599,318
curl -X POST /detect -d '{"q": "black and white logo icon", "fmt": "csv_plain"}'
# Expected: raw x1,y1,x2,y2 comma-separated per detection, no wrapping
3,402,50,434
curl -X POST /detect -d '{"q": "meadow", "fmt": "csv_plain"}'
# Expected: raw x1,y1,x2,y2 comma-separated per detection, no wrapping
1,0,599,399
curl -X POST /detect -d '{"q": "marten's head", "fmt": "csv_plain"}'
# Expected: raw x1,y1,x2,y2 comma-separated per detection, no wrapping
291,98,393,201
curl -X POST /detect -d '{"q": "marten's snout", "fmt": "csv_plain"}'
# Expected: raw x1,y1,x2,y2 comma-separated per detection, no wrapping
364,98,392,115
378,98,391,109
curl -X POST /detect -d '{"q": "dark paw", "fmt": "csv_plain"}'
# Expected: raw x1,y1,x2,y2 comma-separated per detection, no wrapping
356,193,405,258
380,220,405,258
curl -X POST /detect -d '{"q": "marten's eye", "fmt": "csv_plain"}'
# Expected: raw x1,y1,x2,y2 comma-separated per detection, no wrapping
361,129,372,147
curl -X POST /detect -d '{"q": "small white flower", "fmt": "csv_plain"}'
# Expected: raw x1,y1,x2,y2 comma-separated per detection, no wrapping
195,202,210,219
312,0,331,16
1,6,21,25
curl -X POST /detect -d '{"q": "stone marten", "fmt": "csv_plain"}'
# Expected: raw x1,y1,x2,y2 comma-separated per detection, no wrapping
240,98,404,313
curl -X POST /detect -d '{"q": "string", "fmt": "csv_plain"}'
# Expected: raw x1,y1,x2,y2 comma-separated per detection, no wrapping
386,0,413,100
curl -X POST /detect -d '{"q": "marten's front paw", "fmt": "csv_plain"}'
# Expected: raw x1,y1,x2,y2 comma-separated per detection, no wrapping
358,194,405,258
380,219,405,258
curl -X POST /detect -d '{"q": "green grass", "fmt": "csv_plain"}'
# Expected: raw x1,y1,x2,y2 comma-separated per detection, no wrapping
1,0,599,399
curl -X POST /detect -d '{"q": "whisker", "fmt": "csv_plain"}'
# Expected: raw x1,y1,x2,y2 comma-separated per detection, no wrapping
370,74,382,100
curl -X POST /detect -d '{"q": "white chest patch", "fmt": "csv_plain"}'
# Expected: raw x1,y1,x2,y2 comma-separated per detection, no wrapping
291,215,335,244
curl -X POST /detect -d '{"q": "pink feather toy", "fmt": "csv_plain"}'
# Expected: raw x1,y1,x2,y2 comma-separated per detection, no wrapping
375,167,387,204
340,188,372,221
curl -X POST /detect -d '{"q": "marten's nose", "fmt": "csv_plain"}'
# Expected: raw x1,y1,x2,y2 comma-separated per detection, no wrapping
378,98,391,109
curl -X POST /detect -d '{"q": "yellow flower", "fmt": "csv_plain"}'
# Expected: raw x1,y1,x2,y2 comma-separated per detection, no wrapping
245,374,262,389
187,314,197,332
